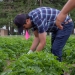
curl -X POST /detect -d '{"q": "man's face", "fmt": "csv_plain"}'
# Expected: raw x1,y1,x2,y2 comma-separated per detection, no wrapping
23,19,32,29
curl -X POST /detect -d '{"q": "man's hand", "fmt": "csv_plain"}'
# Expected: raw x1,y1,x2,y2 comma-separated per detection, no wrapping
56,12,67,30
55,16,63,30
27,50,33,54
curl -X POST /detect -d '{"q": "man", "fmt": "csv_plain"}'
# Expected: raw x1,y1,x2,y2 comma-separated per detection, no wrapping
56,0,75,30
14,7,74,62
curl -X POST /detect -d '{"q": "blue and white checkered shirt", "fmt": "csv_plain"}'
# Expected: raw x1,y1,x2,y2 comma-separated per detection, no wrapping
28,7,71,33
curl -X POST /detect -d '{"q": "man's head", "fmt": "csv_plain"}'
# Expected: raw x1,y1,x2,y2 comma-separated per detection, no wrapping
13,14,32,33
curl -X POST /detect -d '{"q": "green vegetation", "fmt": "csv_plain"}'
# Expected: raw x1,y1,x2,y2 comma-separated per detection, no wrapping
0,35,75,75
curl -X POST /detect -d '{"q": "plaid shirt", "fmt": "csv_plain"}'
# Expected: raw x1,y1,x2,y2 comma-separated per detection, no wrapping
28,7,71,33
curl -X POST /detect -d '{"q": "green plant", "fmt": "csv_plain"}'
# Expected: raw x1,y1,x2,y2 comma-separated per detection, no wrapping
1,52,69,75
0,50,8,74
0,35,75,75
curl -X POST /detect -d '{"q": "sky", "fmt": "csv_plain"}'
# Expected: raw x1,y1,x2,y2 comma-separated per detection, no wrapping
0,0,3,1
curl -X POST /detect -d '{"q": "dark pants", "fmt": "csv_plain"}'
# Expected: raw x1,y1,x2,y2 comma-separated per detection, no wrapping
51,22,74,62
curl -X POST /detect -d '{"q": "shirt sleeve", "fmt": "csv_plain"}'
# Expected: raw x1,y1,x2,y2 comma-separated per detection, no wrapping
35,19,46,33
32,14,46,33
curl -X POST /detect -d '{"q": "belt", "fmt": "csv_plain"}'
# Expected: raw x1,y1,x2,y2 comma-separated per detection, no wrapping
65,19,72,24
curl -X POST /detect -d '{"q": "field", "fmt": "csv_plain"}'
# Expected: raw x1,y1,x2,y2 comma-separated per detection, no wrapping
0,35,75,75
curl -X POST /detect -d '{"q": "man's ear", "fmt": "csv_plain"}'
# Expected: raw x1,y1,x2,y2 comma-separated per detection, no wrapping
26,19,31,25
26,19,29,23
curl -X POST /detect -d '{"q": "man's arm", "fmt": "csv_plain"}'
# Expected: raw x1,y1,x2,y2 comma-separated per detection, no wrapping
36,32,46,51
61,0,75,14
30,30,40,51
27,30,46,54
30,30,46,52
56,0,75,29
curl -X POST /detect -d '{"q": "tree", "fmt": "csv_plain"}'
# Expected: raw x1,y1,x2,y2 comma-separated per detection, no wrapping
0,0,75,35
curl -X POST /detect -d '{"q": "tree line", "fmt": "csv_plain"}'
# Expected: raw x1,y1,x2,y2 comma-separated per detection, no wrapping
0,0,75,35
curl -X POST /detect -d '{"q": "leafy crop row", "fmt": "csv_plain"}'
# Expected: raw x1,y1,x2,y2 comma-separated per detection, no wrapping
0,35,75,75
1,52,68,75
